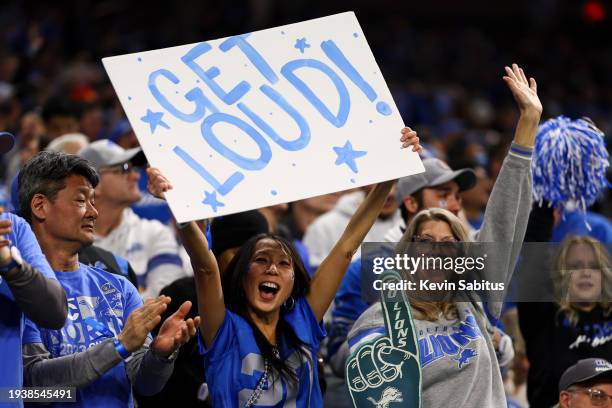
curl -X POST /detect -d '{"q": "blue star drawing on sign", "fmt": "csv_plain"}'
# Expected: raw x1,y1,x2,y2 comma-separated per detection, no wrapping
333,141,368,174
202,191,225,213
140,109,170,134
294,37,310,54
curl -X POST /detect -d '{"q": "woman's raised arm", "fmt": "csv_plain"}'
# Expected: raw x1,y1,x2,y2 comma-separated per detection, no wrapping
147,168,225,347
306,128,421,321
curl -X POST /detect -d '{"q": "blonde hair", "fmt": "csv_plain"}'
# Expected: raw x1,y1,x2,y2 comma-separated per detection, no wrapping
554,235,612,326
397,208,471,321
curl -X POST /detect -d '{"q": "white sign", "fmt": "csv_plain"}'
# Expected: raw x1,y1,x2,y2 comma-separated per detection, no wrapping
103,12,424,223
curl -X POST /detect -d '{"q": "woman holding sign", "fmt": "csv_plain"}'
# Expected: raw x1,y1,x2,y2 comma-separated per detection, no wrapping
146,128,421,407
347,64,542,407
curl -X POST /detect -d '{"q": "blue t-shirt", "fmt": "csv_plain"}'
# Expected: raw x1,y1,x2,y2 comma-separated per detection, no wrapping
0,212,57,407
199,297,325,407
22,264,143,408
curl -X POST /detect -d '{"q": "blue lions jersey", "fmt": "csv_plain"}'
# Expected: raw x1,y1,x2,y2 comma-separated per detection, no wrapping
23,264,143,408
199,297,325,407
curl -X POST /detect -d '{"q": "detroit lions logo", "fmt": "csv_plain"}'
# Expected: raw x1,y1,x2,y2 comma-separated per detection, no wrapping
367,387,403,408
100,283,116,295
454,348,477,369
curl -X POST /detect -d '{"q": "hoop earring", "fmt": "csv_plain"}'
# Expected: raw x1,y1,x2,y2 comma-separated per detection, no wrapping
284,296,295,310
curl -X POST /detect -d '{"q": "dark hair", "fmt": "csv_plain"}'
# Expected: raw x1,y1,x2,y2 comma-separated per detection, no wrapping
221,233,311,383
41,97,79,123
400,189,424,223
210,210,269,258
18,151,99,223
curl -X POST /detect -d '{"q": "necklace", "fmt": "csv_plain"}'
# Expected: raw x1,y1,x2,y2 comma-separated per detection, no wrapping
244,346,281,408
243,358,271,408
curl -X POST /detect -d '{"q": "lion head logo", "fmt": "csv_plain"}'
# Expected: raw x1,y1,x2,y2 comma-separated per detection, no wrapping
367,386,403,408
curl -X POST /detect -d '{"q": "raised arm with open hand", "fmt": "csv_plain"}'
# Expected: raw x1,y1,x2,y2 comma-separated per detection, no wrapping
503,63,542,147
146,167,223,348
152,300,200,357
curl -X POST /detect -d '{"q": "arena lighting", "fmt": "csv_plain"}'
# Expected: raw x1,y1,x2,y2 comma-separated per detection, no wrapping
583,0,606,22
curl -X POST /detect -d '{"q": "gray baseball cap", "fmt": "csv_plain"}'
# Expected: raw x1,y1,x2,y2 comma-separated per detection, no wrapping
559,358,612,391
79,139,147,171
396,158,477,204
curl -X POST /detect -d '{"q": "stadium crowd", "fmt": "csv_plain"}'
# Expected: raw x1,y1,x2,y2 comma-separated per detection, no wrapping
0,1,611,407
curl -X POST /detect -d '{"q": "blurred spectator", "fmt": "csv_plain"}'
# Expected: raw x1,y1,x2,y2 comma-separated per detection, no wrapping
45,132,88,154
106,118,175,224
258,203,288,235
279,193,344,240
520,236,612,408
210,211,269,273
79,140,186,298
1,112,44,187
78,102,104,141
446,136,493,230
41,97,79,144
108,119,139,149
303,183,401,268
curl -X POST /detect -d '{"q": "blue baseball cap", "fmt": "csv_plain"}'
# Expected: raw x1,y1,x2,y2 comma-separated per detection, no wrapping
108,119,132,143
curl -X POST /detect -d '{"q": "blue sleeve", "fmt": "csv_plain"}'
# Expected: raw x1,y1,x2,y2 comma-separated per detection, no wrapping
146,253,183,273
198,311,238,363
113,255,130,277
328,259,369,358
10,213,55,280
122,278,144,319
286,297,326,349
22,317,43,345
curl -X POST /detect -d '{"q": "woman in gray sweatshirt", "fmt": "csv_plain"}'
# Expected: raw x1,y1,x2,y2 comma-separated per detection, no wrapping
346,63,542,407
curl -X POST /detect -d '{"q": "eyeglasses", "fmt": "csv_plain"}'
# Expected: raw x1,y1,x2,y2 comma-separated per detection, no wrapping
101,162,139,175
411,235,459,243
569,388,612,406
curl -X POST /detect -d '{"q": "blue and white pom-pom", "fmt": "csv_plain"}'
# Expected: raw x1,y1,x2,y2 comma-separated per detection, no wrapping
532,116,610,215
